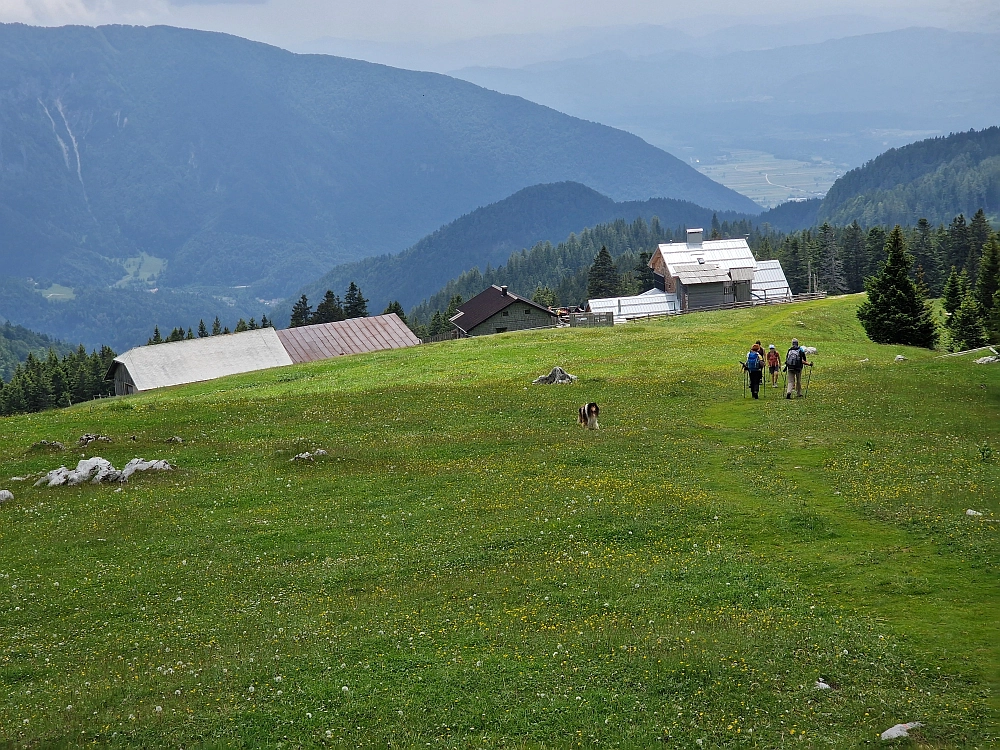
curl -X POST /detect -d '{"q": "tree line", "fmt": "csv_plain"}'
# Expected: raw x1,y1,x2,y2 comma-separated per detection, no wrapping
289,282,369,327
147,315,274,345
0,345,117,417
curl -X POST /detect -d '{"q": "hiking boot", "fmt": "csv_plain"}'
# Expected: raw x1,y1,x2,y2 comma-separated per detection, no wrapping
785,393,791,399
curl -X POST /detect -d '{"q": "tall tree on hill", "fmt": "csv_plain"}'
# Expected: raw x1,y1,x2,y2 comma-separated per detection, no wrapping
344,283,369,319
313,291,345,324
290,295,312,327
710,213,722,239
212,317,222,336
841,221,866,293
779,235,806,294
968,209,992,280
260,314,271,328
383,301,407,323
587,247,620,299
911,218,942,295
817,223,847,294
947,214,970,272
197,319,208,338
856,225,938,349
975,235,1000,316
949,293,989,351
635,251,656,291
990,289,1000,342
864,226,887,279
234,319,248,333
532,285,558,308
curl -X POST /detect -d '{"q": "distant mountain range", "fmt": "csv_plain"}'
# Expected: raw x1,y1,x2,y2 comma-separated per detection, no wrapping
453,28,1000,168
0,23,756,302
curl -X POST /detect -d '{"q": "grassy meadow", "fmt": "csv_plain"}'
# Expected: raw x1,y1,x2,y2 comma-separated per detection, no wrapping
0,295,997,748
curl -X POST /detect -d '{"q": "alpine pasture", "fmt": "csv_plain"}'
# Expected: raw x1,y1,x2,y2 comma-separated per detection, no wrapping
0,295,997,748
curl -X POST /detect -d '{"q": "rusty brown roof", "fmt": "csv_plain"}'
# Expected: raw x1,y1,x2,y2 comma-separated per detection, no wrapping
275,314,420,364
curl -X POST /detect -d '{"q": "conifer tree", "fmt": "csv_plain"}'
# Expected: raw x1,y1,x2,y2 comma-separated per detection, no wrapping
841,221,866,293
587,247,620,299
990,289,1000,342
197,319,208,338
212,317,222,336
343,283,369,318
149,326,162,345
864,226,887,279
942,267,962,320
710,213,722,239
911,218,942,294
968,208,992,280
444,295,464,320
222,326,231,335
949,294,988,351
186,328,194,340
531,286,558,308
382,301,407,323
974,235,1000,314
817,223,846,294
635,251,655,291
248,318,258,330
313,291,345,324
428,310,446,335
289,295,312,327
260,314,271,328
947,214,970,271
856,225,938,349
234,319,248,333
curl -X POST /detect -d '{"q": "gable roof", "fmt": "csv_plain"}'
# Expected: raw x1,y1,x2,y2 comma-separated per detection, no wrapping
276,314,420,363
654,237,757,279
107,327,294,392
449,285,554,333
752,259,792,299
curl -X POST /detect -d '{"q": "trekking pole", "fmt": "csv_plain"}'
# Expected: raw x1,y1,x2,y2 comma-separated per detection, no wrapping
805,366,812,398
739,362,747,399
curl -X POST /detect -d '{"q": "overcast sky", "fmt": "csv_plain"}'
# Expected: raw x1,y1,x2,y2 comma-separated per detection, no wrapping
1,0,996,50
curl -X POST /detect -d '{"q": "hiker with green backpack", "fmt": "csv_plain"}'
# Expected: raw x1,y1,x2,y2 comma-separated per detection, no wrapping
784,338,812,399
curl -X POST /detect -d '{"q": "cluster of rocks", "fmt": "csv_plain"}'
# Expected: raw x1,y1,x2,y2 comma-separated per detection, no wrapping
78,434,112,447
31,440,65,451
532,366,578,385
33,457,173,487
974,355,999,364
291,450,328,462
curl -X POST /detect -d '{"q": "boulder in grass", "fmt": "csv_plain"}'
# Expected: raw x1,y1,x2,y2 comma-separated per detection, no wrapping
974,355,999,364
881,722,922,740
0,490,13,503
814,680,832,690
34,457,172,487
78,434,112,447
966,509,983,517
894,355,908,362
532,366,578,385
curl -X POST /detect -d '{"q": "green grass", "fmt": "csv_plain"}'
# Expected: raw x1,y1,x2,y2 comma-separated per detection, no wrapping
35,284,76,302
1,295,997,748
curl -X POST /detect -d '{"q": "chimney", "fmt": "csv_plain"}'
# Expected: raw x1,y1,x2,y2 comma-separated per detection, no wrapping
687,228,704,247
500,285,508,296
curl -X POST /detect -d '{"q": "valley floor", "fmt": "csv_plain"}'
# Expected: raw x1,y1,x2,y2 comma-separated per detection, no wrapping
0,295,997,747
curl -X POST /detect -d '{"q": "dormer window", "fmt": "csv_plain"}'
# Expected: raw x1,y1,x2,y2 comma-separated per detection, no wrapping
697,257,705,264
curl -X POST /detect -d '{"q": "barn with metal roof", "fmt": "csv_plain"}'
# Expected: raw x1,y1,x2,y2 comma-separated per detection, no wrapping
105,314,420,395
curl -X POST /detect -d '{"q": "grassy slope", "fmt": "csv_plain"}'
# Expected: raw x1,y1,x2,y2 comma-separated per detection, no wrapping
0,295,997,748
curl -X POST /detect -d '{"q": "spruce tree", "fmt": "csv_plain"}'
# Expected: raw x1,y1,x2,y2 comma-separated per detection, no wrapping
968,208,992,280
445,295,464,320
212,317,222,336
949,294,988,351
974,235,1000,314
234,319,248,333
990,289,1000,342
587,247,620,299
222,326,231,335
150,326,162,345
911,218,942,295
841,221,866,293
197,319,208,338
942,267,962,320
428,311,446,335
856,225,938,349
343,283,369,318
817,223,846,294
186,328,194,340
947,214,970,271
289,295,312,327
382,301,407,323
864,226,887,279
248,318,258,330
260,314,271,328
313,291,345,324
635,251,655,291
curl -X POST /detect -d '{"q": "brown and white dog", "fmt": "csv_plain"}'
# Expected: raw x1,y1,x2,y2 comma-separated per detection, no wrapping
578,402,600,430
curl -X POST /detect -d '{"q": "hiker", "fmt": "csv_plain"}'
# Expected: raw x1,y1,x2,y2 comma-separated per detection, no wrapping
767,344,781,387
745,341,765,399
784,338,812,399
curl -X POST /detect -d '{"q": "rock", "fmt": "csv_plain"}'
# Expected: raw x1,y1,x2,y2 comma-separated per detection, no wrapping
858,358,869,363
814,680,832,690
894,355,907,362
31,440,65,451
313,449,328,456
966,509,983,517
533,366,578,385
166,436,184,444
0,490,13,503
34,457,172,487
291,452,314,461
803,346,817,354
974,355,999,364
78,434,112,447
880,722,922,740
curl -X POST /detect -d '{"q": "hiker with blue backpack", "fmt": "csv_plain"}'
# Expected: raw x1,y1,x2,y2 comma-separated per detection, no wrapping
744,340,766,399
784,338,813,399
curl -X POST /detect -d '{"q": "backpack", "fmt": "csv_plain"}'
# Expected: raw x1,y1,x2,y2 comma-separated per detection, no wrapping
786,348,802,371
747,350,762,372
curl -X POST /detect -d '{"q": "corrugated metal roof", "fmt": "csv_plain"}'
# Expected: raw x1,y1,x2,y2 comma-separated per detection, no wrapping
728,266,755,282
676,267,731,285
752,259,792,300
588,291,679,322
657,238,758,278
110,328,294,392
276,314,420,363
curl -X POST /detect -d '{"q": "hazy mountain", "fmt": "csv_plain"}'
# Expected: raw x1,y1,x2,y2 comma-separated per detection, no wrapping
818,127,1000,227
285,181,815,320
0,23,756,303
453,28,1000,168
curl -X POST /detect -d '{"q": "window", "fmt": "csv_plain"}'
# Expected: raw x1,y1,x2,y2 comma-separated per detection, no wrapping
524,307,531,314
495,327,508,333
502,310,509,316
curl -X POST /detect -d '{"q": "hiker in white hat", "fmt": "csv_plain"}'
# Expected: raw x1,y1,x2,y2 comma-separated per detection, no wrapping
767,344,781,388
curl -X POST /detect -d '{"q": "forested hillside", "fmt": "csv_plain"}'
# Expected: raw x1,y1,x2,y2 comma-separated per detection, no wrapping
290,182,757,317
0,322,71,381
0,23,755,300
819,127,1000,226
